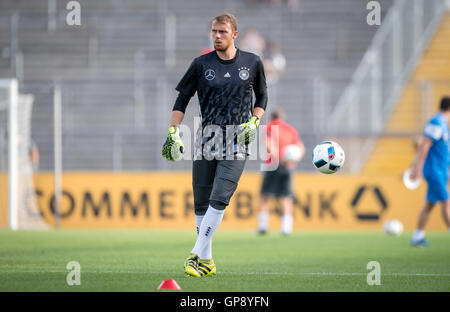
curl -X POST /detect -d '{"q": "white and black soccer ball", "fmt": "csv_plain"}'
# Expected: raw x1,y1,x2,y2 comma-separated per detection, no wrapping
383,219,403,236
312,141,345,174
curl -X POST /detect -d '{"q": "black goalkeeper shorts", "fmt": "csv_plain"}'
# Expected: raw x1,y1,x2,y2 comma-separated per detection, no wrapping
260,164,292,198
193,158,247,215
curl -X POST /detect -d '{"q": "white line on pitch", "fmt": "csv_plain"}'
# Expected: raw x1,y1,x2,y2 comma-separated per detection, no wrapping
0,269,450,277
221,271,450,277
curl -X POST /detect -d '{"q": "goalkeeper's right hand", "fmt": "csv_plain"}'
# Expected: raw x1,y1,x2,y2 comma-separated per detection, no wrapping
162,126,184,161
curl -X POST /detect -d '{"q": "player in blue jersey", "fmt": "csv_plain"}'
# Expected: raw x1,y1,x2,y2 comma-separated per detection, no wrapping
410,96,450,246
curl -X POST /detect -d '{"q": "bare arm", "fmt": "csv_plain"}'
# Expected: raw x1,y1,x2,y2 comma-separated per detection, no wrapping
265,135,278,160
170,110,185,127
410,136,433,180
253,107,265,121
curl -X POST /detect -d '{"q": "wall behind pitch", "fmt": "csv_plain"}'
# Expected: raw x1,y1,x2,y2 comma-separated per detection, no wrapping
0,172,446,230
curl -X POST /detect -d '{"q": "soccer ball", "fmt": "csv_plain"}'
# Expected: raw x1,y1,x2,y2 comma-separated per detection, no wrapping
283,144,302,162
383,219,403,236
312,141,345,174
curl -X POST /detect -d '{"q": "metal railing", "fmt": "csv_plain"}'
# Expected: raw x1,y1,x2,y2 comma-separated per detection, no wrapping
326,0,447,173
329,0,446,136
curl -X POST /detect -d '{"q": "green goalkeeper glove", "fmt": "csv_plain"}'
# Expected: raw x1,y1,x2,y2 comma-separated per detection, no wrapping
237,116,260,145
162,126,184,161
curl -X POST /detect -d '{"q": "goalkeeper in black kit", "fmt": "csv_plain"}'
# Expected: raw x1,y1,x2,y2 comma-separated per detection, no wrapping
162,13,268,277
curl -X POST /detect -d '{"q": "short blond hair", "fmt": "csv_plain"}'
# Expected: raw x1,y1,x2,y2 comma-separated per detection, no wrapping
212,13,238,32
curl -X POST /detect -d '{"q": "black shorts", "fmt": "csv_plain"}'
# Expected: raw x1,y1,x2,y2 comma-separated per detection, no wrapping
193,159,247,215
260,164,292,198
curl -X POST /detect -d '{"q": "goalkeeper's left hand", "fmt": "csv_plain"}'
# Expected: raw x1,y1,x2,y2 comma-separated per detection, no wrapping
162,125,184,161
237,116,260,145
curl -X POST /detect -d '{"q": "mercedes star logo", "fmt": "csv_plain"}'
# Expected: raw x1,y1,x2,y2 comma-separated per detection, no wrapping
205,69,216,81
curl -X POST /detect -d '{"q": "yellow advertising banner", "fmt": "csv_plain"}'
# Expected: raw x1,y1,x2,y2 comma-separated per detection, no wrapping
0,172,447,230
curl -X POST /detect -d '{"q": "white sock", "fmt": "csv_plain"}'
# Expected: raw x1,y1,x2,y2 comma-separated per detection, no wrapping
195,214,204,236
412,229,425,242
258,211,269,231
195,214,212,260
191,206,224,258
281,214,293,235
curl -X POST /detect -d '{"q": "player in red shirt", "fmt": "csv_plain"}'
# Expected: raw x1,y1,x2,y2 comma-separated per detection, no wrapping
257,108,304,235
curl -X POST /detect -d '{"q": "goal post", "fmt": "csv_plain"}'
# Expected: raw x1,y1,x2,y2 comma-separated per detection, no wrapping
0,79,49,230
0,79,19,230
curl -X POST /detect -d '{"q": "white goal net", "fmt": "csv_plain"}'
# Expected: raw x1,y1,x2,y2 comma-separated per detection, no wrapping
0,79,49,230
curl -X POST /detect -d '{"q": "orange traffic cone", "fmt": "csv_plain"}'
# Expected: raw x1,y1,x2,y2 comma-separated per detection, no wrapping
157,279,181,290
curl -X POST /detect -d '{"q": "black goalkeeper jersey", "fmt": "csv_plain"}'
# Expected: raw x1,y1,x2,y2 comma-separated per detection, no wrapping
175,48,267,129
175,48,267,159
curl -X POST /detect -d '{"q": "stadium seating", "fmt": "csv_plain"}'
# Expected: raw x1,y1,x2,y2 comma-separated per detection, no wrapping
363,13,450,174
0,0,393,171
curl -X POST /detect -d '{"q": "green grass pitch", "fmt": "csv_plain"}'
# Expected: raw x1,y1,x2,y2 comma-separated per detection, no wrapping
0,229,449,292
